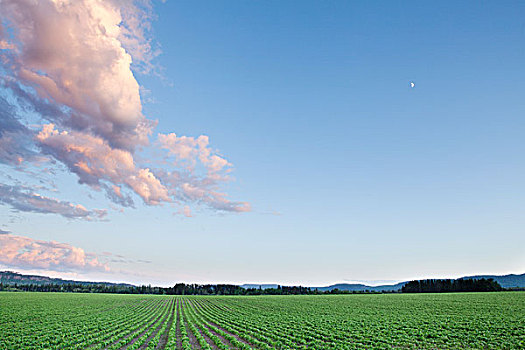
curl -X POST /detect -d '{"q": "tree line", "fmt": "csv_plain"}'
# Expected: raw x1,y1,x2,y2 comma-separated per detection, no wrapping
0,278,506,295
401,278,503,293
0,282,384,295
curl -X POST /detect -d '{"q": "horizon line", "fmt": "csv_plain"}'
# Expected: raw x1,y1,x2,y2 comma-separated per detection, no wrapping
1,269,523,289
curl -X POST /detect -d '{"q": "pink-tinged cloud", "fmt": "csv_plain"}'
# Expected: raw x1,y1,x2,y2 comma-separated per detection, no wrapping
157,133,250,212
0,0,249,215
0,0,151,150
182,205,192,217
158,170,251,213
37,124,250,212
37,124,170,206
158,133,231,174
0,234,109,272
0,183,107,220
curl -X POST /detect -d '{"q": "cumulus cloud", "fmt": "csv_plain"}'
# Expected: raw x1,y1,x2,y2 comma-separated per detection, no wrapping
0,184,107,220
37,124,170,206
158,133,250,212
0,234,109,272
0,0,151,150
158,133,231,174
0,0,249,215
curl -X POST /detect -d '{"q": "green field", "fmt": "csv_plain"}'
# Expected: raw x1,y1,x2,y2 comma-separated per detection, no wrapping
0,292,523,349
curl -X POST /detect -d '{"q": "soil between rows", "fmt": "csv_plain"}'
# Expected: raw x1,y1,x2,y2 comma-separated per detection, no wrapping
103,300,167,350
181,300,201,349
189,299,256,349
126,300,172,350
155,302,176,350
175,300,183,350
193,323,219,350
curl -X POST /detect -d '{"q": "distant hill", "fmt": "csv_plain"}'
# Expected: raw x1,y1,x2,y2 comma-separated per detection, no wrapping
241,273,525,292
241,282,407,292
2,270,524,291
0,271,134,288
312,282,407,292
461,273,525,289
241,284,280,290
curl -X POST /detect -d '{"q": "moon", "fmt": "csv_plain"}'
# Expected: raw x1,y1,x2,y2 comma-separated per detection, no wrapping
409,81,415,88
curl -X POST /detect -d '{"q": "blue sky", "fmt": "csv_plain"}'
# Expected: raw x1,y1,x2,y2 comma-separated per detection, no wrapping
0,1,524,286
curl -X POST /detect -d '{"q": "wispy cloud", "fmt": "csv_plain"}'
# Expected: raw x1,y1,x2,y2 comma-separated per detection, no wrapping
0,95,40,166
0,0,249,216
0,184,107,220
0,234,109,273
157,133,251,212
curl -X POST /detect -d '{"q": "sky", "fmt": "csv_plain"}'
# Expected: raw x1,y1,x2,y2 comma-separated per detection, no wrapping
0,0,524,287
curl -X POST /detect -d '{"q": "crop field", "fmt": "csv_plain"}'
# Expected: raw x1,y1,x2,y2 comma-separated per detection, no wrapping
0,292,523,349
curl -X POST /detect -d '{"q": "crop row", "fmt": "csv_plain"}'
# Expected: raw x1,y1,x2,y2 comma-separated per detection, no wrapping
0,294,174,350
1,292,523,349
